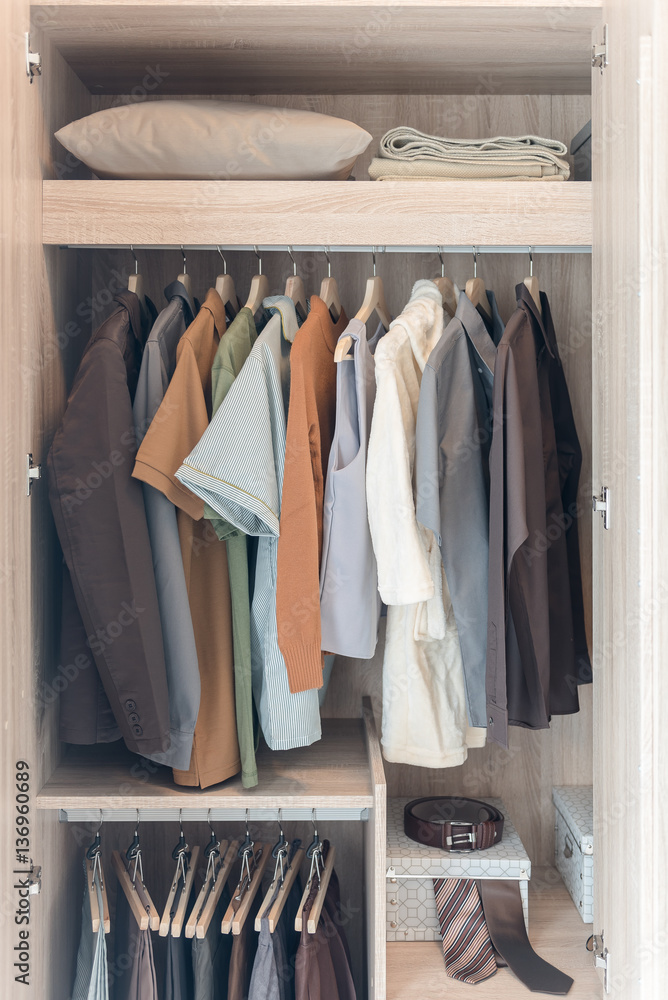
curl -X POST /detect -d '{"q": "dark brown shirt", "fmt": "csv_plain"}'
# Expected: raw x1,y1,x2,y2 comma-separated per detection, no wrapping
486,285,591,748
47,290,170,756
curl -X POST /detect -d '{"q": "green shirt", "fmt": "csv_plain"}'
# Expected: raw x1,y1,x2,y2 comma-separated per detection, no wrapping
206,307,259,787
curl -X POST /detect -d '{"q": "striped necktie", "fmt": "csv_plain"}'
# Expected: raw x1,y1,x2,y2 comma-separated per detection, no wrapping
433,878,498,985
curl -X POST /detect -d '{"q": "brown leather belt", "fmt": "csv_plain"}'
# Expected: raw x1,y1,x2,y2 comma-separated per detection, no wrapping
404,796,504,852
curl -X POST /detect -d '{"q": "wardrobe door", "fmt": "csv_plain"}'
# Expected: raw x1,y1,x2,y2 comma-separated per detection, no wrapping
592,3,667,997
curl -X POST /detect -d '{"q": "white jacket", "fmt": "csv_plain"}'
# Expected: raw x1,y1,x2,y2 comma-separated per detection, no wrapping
367,280,485,767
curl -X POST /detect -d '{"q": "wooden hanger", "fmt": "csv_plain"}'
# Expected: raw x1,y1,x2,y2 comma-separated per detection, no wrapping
284,246,308,322
112,851,149,930
85,822,110,934
191,839,239,939
465,246,492,321
221,811,271,935
121,811,160,931
176,245,193,300
319,247,342,323
245,245,270,314
256,814,305,933
336,248,391,363
127,246,147,311
295,822,336,934
159,814,200,938
433,247,458,320
524,247,543,317
215,246,239,321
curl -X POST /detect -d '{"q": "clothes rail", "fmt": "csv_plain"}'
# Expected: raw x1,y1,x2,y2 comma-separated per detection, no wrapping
58,244,592,255
58,807,369,823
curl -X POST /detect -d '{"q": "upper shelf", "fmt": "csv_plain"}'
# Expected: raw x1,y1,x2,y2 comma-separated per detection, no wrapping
43,179,593,248
37,718,375,818
34,2,602,95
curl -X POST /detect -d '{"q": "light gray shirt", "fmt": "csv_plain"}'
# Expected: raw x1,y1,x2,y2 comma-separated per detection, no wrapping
132,280,200,770
176,296,321,751
319,319,385,659
415,291,504,729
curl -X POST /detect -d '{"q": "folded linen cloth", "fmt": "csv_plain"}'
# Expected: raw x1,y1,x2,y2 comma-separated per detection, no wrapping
370,128,570,180
368,158,566,181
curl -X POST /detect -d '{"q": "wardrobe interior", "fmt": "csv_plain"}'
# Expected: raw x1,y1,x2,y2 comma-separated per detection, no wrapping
30,9,596,996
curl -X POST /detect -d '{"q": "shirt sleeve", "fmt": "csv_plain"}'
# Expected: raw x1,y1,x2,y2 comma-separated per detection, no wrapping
133,341,208,519
366,343,434,606
276,343,324,694
47,338,170,756
415,361,443,543
176,350,280,537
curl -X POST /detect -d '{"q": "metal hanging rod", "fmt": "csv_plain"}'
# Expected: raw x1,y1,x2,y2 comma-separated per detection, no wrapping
59,244,592,255
58,806,369,824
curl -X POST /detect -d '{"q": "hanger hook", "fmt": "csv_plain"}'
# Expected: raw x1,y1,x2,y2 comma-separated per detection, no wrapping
472,246,478,279
253,244,262,276
529,246,534,277
372,246,377,278
324,246,332,278
130,245,139,275
287,245,297,276
437,245,445,278
180,246,187,274
217,246,227,275
277,808,284,840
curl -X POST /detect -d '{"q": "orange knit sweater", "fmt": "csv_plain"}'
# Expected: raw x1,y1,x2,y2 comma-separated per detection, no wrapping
276,296,348,693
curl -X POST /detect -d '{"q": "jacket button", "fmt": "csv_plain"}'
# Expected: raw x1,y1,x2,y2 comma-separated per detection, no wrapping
125,699,137,711
129,712,140,724
132,725,143,737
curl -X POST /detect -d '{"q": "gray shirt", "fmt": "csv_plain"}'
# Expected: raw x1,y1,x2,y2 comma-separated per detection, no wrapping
132,280,200,770
319,319,385,659
415,291,504,729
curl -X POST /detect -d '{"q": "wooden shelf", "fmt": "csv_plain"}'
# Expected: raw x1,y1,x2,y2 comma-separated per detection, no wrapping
387,867,600,999
35,2,601,94
43,180,592,247
36,717,374,816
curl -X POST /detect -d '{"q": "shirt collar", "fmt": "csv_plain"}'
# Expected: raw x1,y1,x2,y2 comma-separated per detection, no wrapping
515,283,557,359
263,294,300,343
456,290,504,375
199,287,227,337
114,288,154,348
164,278,196,324
308,295,349,353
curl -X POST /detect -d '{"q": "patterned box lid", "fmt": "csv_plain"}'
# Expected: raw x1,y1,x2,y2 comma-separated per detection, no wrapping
552,785,594,853
387,797,531,880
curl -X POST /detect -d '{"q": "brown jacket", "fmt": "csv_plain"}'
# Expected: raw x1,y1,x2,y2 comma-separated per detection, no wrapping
47,290,170,756
133,288,241,787
486,285,591,749
276,297,348,693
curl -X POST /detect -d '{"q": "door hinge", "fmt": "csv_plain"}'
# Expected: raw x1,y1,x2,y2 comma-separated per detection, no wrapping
592,486,610,530
26,454,42,497
27,862,42,896
25,32,42,83
588,933,611,993
592,23,609,73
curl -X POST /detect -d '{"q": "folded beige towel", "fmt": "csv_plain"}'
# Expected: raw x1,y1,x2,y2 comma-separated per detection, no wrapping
370,128,570,181
368,158,566,181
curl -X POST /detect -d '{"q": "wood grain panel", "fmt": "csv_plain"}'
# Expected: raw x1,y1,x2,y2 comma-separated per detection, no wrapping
35,4,600,95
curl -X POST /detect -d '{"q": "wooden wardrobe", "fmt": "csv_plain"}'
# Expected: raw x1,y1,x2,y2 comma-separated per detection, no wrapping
2,1,667,998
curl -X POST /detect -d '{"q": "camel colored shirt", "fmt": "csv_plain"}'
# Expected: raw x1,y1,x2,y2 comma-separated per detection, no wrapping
276,296,348,693
133,288,240,787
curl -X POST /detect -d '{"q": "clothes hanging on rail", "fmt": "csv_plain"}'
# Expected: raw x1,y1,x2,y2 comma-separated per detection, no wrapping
276,296,349,693
133,288,241,788
202,305,269,789
415,290,504,730
249,879,302,1000
48,289,172,758
486,285,591,749
166,935,193,1000
191,883,233,1000
132,278,200,772
176,296,322,751
367,280,486,767
319,319,386,660
295,865,356,1000
113,883,159,1000
72,866,109,1000
227,886,263,1000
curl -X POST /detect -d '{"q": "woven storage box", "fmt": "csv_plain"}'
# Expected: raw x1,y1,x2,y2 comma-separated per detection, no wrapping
552,785,594,923
386,797,530,942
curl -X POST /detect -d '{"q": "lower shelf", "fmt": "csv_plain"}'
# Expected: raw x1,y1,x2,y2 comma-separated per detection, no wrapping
386,867,601,999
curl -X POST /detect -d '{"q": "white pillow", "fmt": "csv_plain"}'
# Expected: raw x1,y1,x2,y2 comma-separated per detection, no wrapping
55,100,372,181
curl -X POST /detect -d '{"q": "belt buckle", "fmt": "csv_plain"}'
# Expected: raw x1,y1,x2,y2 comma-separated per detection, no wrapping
445,825,477,851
